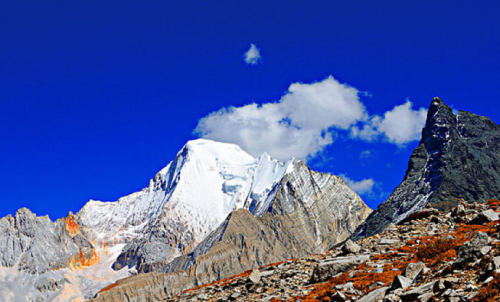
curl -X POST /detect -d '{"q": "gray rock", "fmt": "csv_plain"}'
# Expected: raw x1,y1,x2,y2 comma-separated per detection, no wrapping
358,286,389,302
229,292,241,300
468,209,500,225
390,275,413,291
35,277,65,293
373,267,384,273
484,276,494,284
402,262,427,280
245,269,262,292
353,98,500,240
248,269,261,284
433,278,457,293
457,231,493,264
379,238,401,245
417,293,434,302
493,256,500,273
310,255,370,283
384,294,401,302
399,282,434,302
0,209,96,274
451,205,466,218
342,239,361,254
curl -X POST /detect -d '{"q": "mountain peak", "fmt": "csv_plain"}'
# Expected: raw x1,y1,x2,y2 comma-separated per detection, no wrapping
353,97,500,239
426,97,453,119
183,138,250,155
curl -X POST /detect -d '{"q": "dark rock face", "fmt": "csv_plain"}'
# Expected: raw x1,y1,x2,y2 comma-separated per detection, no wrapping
354,97,500,239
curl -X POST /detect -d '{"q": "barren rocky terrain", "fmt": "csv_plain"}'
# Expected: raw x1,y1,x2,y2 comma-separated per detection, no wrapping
153,199,500,302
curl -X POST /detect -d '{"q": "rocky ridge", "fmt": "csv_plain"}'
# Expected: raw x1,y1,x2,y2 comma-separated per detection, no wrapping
90,159,371,301
157,199,500,302
0,139,371,301
354,97,500,239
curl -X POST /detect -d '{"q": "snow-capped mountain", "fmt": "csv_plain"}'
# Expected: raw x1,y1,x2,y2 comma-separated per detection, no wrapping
0,139,371,301
78,139,296,269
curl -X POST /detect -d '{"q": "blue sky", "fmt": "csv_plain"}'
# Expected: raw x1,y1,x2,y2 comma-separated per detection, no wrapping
1,1,499,219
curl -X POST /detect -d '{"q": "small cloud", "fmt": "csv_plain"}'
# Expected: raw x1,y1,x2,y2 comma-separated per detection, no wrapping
352,101,427,146
340,174,375,195
243,43,262,65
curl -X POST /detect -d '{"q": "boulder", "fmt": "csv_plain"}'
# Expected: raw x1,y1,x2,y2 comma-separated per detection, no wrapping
451,205,466,218
493,256,500,273
383,294,401,302
399,282,434,302
402,262,426,280
342,239,361,254
433,278,457,293
467,209,499,225
379,238,401,245
310,255,369,283
248,269,261,284
245,269,261,292
358,286,389,302
390,275,413,291
457,231,493,264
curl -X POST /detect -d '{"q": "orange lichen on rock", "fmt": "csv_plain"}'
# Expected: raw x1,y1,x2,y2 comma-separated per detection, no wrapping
98,281,120,293
292,219,500,302
181,259,295,295
291,255,413,302
183,269,253,293
404,221,499,266
64,214,81,238
487,199,500,211
102,241,109,256
69,248,100,270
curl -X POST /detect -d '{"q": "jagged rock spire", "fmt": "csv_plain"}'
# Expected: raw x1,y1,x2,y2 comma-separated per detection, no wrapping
353,97,500,239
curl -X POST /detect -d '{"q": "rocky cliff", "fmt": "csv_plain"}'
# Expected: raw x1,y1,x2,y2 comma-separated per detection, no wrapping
91,158,372,301
353,97,500,239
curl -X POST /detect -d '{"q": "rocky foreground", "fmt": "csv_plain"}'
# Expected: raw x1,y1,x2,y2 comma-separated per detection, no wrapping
156,199,500,302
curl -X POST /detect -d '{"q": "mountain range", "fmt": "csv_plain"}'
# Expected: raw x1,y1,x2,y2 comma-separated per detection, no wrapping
0,139,370,301
1,97,500,301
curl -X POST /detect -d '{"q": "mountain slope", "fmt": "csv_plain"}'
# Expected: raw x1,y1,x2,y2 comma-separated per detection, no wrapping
0,139,371,301
353,97,500,239
91,159,371,301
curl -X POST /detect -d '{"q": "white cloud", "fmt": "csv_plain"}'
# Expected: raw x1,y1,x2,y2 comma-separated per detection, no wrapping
340,174,375,195
194,76,428,161
194,76,366,160
243,43,262,65
352,101,427,146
